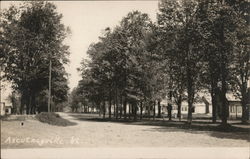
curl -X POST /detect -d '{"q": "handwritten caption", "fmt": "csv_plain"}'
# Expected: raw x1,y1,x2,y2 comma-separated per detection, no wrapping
4,136,80,146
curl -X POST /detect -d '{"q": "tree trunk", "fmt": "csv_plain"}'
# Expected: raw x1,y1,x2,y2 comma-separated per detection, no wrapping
20,92,26,114
31,92,36,114
219,22,229,126
187,72,194,124
153,101,156,120
241,87,249,123
133,102,137,121
205,102,209,114
148,103,151,120
113,102,116,118
109,91,112,119
177,97,182,121
119,95,122,119
220,79,228,125
140,101,143,120
241,100,248,123
211,87,217,123
98,101,101,116
116,92,119,119
128,103,131,120
187,100,192,123
168,104,172,121
123,97,127,120
114,98,116,118
157,100,161,118
186,43,193,124
102,101,106,119
26,94,31,115
119,102,122,119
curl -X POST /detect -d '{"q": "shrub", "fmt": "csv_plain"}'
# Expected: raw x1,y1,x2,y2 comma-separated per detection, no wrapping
35,112,76,126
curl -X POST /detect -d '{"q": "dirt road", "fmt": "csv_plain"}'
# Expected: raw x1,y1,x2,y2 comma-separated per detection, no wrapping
1,112,249,149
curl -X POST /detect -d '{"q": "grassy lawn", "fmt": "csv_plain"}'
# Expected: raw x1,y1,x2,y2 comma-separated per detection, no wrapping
1,113,249,149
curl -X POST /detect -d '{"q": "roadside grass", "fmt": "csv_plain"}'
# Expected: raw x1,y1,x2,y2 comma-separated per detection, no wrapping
0,114,34,121
35,112,76,126
0,114,10,120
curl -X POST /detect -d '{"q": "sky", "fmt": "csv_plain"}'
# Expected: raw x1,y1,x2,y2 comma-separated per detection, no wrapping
1,1,159,91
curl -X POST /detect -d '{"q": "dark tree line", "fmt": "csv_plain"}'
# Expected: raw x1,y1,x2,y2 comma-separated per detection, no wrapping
72,0,249,125
1,2,70,114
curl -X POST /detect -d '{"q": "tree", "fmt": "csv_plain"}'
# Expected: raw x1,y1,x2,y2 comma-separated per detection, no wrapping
228,0,250,123
114,11,154,120
197,0,246,125
69,88,81,112
77,11,165,120
1,2,70,114
158,0,204,124
144,25,168,119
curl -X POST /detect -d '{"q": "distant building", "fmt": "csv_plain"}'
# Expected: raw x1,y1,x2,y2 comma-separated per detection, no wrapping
0,80,13,116
160,92,244,119
226,94,242,119
160,93,212,115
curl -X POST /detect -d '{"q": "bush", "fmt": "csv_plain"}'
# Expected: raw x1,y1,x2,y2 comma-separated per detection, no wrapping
35,112,76,126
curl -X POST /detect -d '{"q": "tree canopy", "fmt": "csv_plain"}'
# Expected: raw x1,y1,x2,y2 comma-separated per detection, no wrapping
73,0,249,125
1,1,70,114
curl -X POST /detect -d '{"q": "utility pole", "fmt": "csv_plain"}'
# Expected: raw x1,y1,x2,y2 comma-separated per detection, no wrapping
0,68,2,115
48,60,52,112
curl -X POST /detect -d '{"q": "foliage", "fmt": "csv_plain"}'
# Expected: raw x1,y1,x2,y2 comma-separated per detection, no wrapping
1,2,70,114
74,1,249,124
35,112,76,126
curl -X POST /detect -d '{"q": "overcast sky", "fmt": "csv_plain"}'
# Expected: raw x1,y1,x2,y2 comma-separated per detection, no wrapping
1,1,159,91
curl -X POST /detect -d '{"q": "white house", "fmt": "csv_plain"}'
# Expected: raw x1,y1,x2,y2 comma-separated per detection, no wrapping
0,80,12,116
160,91,243,119
160,92,212,115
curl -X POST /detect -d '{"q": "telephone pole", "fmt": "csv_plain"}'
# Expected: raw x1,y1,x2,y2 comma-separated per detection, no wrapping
0,68,2,115
48,60,51,112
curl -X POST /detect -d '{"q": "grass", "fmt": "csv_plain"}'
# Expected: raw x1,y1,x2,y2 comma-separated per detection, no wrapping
0,114,10,120
35,112,76,126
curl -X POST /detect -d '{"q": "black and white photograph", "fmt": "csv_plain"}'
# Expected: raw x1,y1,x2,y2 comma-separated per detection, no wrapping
0,0,249,159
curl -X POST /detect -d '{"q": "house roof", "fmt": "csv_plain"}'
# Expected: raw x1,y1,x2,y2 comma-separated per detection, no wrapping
160,91,241,106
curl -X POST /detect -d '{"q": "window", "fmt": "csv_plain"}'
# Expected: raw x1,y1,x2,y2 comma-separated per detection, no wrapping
238,106,242,113
231,106,235,113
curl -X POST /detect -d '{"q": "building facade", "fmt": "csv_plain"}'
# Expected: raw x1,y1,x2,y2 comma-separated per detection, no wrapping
0,80,13,116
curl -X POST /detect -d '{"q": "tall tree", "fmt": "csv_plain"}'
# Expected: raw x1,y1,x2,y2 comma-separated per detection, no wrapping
158,0,204,124
197,0,244,125
1,2,70,114
228,0,250,123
